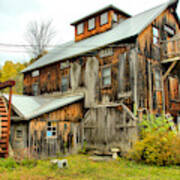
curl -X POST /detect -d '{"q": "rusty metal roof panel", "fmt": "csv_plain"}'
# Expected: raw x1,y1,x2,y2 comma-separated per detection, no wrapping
22,0,177,73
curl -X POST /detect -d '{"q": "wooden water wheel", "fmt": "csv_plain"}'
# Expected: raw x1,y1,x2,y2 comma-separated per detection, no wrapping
0,97,9,157
0,81,15,158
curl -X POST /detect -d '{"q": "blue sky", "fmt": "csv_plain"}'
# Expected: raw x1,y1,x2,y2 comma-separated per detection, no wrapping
0,0,179,65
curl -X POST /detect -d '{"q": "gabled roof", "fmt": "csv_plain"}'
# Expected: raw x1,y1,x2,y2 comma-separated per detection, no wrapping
22,0,178,73
3,94,84,120
70,4,131,25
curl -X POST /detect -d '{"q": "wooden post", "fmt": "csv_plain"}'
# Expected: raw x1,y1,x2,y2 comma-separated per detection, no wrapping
6,87,13,157
148,60,153,113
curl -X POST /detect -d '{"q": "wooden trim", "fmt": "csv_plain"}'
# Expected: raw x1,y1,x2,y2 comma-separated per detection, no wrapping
162,61,177,81
0,81,15,90
161,56,180,63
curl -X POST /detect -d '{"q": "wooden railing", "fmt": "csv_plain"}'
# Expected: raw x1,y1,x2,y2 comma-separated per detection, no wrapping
160,34,180,60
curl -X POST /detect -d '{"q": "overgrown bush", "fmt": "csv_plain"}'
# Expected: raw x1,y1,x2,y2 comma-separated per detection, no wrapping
128,114,180,166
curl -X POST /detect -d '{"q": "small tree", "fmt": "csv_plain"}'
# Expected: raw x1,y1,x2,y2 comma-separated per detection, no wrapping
25,20,56,59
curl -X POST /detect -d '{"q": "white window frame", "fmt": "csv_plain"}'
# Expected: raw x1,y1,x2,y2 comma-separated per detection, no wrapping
46,121,57,139
32,70,39,77
100,12,108,25
153,26,159,45
113,13,118,22
88,18,95,30
102,66,111,87
77,23,84,35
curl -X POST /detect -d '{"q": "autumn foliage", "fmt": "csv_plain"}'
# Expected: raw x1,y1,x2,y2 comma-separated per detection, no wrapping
128,115,180,166
0,61,26,94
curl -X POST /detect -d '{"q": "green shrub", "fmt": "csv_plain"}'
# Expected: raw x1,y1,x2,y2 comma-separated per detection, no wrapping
128,114,180,166
0,158,18,170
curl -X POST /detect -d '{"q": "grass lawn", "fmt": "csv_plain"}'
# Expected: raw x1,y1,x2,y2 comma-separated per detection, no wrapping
0,155,180,180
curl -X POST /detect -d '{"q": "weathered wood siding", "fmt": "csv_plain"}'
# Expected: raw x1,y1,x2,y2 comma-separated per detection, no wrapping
29,101,83,156
75,10,128,42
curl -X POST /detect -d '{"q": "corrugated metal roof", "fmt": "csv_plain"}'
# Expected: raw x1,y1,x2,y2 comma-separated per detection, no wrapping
22,0,177,73
70,4,131,25
3,94,84,120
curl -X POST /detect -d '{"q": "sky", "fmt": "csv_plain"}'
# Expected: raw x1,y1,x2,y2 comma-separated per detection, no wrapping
0,0,179,65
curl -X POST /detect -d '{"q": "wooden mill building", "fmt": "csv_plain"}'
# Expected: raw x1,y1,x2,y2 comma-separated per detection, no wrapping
4,0,180,156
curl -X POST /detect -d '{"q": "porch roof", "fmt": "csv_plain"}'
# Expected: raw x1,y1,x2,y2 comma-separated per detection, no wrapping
3,94,84,120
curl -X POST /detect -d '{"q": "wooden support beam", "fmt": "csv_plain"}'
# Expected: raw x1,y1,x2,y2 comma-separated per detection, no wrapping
161,56,180,64
0,81,15,90
162,61,177,81
120,103,137,121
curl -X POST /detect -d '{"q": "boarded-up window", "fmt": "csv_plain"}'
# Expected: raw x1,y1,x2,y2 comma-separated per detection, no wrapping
102,66,111,87
153,26,159,45
154,70,161,90
88,18,95,30
32,83,39,96
100,12,108,25
47,122,57,138
61,76,69,92
77,23,84,35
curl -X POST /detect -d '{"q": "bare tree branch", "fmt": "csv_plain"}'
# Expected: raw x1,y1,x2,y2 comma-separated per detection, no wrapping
25,20,56,59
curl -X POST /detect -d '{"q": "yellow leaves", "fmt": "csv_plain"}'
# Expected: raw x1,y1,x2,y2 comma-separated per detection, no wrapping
0,61,26,94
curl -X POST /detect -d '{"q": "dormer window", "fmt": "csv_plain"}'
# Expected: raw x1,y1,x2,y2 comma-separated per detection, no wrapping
88,18,95,30
100,12,108,25
77,23,84,35
113,13,118,23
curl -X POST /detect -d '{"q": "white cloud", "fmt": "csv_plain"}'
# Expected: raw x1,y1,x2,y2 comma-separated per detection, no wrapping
0,0,179,65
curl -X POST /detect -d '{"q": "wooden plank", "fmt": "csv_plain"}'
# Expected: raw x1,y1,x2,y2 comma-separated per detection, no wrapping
0,80,15,90
161,56,180,64
162,61,177,81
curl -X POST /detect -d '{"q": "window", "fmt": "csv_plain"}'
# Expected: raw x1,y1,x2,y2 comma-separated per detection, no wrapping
46,121,57,138
32,70,39,77
153,26,159,45
16,129,23,139
32,83,39,96
102,66,111,87
77,23,84,35
100,12,108,25
154,70,161,90
61,76,69,92
88,18,95,30
113,13,118,22
164,24,175,37
60,61,70,69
